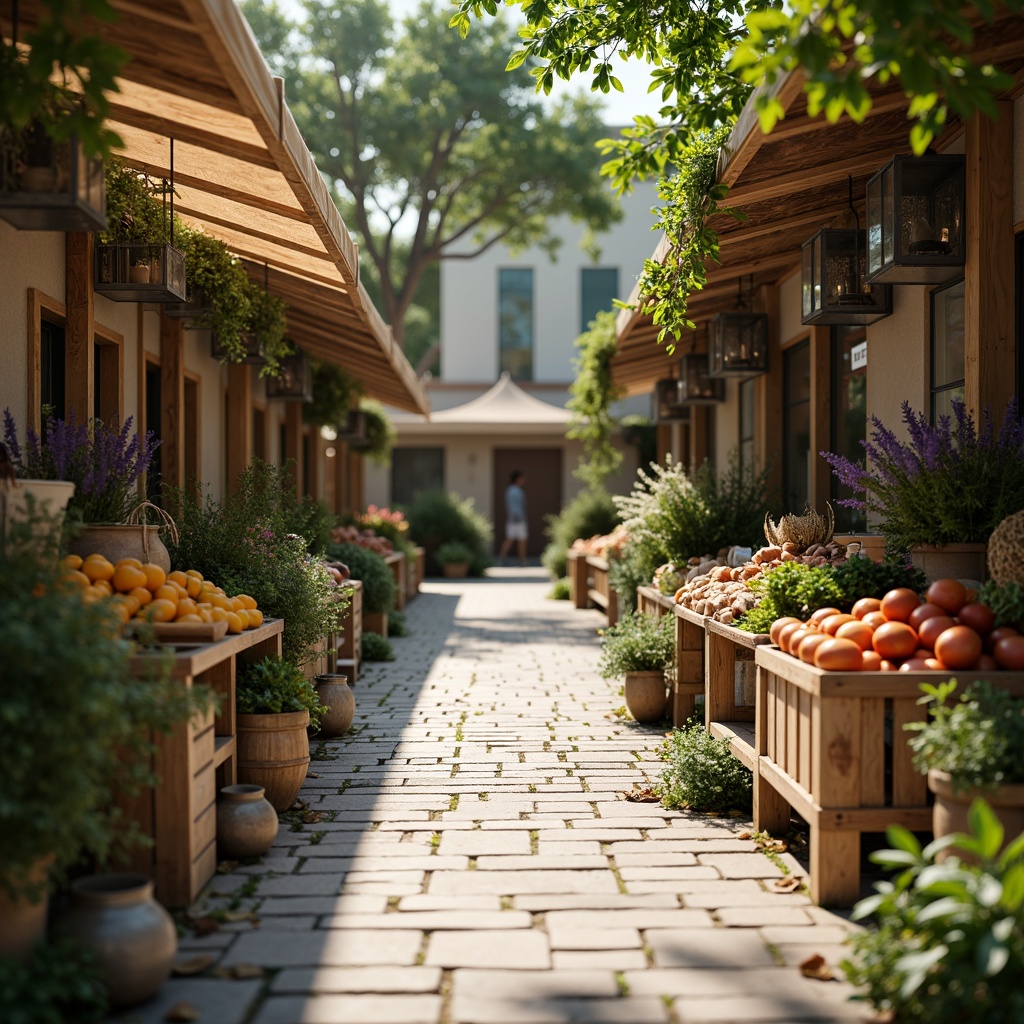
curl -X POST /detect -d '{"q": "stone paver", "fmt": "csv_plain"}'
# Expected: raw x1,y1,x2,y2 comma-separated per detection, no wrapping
137,570,873,1023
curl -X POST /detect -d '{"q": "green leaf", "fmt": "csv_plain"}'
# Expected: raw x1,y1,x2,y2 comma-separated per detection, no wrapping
969,798,1005,861
886,824,923,857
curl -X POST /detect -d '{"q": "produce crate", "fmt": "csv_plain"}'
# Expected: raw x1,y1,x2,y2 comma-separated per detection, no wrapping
671,605,706,727
363,610,387,638
567,549,589,609
753,645,1024,906
334,580,362,684
120,619,284,907
385,551,407,611
407,546,425,601
636,584,674,620
585,555,619,627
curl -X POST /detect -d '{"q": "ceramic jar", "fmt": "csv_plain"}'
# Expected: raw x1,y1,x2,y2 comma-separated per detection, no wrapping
61,873,176,1009
623,670,668,723
217,784,279,858
315,673,356,738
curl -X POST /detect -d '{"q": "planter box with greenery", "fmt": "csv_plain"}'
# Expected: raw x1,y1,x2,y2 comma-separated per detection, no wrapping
94,241,186,302
598,611,674,723
437,540,473,578
405,490,492,576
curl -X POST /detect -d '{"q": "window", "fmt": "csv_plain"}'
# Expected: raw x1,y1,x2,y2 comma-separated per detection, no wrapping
830,326,868,533
40,319,65,420
391,447,444,507
498,268,533,380
93,332,122,425
580,267,619,333
931,278,965,423
782,339,811,513
738,377,755,473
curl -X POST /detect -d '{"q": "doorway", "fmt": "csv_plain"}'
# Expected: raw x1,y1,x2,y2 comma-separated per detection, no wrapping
492,448,562,557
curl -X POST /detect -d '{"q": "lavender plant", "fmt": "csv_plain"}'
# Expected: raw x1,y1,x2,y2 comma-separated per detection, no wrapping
3,410,158,524
821,399,1024,551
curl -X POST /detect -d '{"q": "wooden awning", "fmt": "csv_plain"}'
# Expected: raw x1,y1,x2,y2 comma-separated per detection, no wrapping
6,0,429,414
613,14,1024,395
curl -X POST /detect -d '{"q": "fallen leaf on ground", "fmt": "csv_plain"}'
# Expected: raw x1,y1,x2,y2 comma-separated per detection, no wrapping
306,772,321,778
193,916,220,936
799,953,834,981
164,1002,201,1022
215,860,239,874
171,954,216,976
772,876,803,893
621,785,660,803
219,909,254,923
214,963,265,980
738,830,753,840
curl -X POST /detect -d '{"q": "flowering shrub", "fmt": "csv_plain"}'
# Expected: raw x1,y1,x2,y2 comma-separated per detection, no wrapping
822,399,1024,550
3,410,158,524
356,505,409,548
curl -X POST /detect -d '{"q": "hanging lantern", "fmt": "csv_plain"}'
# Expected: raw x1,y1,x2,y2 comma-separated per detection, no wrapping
334,409,368,442
678,353,724,404
211,332,267,364
654,379,690,423
865,154,965,285
266,349,312,402
710,279,769,376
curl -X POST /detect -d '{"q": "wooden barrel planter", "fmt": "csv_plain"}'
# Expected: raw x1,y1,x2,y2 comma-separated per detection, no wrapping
236,710,310,811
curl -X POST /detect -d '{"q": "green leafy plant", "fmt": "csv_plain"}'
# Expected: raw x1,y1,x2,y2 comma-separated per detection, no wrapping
362,631,395,662
549,578,571,601
388,609,409,637
437,540,474,566
350,400,396,466
243,283,290,377
843,803,1024,1023
609,544,653,615
598,611,675,678
404,490,493,576
906,680,1024,792
304,361,362,431
99,160,171,245
541,487,620,580
978,581,1024,630
237,656,329,732
831,554,927,605
739,561,843,634
693,451,775,553
655,719,752,813
0,936,108,1024
326,542,396,615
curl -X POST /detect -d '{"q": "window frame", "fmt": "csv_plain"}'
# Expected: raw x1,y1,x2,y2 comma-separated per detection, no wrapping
929,276,966,423
497,266,535,381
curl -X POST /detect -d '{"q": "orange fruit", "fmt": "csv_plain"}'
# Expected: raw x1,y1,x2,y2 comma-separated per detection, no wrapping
246,608,264,628
82,586,104,604
210,607,229,623
145,598,177,623
234,608,251,629
110,601,132,624
176,598,198,618
94,580,114,596
186,569,204,582
129,586,153,607
154,584,179,603
197,606,214,623
210,593,232,611
82,558,115,583
176,613,203,624
112,564,147,593
142,563,167,591
224,611,244,634
235,594,257,610
229,596,246,612
61,554,83,571
115,592,141,616
185,576,202,599
116,557,144,570
63,569,91,590
168,570,188,587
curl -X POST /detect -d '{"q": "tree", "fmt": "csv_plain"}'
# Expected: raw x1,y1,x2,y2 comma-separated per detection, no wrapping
239,0,621,349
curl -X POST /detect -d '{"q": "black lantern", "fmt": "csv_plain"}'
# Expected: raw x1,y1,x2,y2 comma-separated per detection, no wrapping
710,280,769,376
211,332,267,364
865,154,965,285
334,409,368,442
266,349,313,402
801,228,893,326
0,123,106,232
93,242,187,302
654,379,691,423
678,353,725,404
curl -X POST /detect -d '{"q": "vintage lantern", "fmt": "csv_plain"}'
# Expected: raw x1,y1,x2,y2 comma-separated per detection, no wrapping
710,280,770,376
678,353,725,404
654,378,691,423
266,349,313,402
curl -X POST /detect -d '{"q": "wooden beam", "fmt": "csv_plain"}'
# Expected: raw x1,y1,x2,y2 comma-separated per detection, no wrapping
809,326,832,511
225,362,252,492
964,102,1015,421
160,314,185,495
65,232,94,423
283,402,303,498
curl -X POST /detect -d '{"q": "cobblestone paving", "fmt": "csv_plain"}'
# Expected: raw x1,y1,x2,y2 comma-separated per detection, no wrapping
116,569,874,1024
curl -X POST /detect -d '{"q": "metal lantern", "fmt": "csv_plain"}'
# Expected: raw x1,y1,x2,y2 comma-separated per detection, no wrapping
334,409,368,442
710,311,769,377
654,379,691,423
93,242,187,302
266,349,313,402
211,332,267,364
801,228,892,325
678,353,725,404
865,154,965,285
0,124,106,232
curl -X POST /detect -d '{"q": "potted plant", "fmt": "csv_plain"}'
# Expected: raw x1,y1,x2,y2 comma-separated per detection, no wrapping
822,398,1024,581
236,656,328,811
597,610,675,722
327,541,396,635
906,679,1024,851
437,540,474,579
844,805,1024,1023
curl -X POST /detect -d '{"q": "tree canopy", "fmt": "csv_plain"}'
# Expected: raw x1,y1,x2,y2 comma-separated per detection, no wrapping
240,0,621,350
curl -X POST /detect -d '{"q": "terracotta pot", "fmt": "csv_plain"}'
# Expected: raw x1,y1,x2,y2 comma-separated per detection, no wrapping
928,769,1024,861
441,561,469,578
60,873,176,1009
834,533,887,563
624,670,668,723
217,784,279,859
0,479,75,551
237,710,310,811
129,264,151,284
0,858,52,963
315,673,355,738
68,523,171,572
910,544,987,584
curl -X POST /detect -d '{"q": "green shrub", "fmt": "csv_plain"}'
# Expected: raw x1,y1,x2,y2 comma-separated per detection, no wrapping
362,631,395,661
541,487,620,579
388,610,409,636
739,562,844,634
327,542,396,614
237,657,329,732
0,937,108,1024
598,611,675,677
404,490,492,575
655,720,752,812
609,544,653,614
693,452,775,553
437,540,474,565
549,578,571,600
978,580,1024,629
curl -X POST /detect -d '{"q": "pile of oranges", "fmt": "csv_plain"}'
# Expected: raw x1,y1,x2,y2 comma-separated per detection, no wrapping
60,553,263,634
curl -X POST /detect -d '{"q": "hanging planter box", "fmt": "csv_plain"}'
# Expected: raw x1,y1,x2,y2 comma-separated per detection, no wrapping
211,331,267,364
94,243,186,302
163,287,212,324
0,124,106,232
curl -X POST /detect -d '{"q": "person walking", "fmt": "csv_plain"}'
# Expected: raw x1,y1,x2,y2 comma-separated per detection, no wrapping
499,470,527,567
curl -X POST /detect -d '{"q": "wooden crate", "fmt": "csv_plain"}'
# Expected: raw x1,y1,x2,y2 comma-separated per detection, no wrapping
122,620,284,907
334,580,362,684
363,610,387,638
585,555,619,626
672,605,706,727
753,645,1024,906
567,550,589,609
406,546,425,602
385,552,407,611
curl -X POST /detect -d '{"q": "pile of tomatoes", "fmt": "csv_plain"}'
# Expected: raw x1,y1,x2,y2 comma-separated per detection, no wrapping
770,578,1024,673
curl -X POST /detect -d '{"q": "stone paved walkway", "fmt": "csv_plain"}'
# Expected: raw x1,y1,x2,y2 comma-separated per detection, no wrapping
117,569,874,1024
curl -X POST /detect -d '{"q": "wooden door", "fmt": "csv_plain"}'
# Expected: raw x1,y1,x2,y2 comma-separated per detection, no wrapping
492,448,563,557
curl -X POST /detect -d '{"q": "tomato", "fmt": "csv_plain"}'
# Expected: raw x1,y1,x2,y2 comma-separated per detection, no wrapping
880,588,921,622
971,654,999,672
872,621,919,661
852,597,882,620
926,578,967,615
879,659,899,671
835,620,875,652
808,607,842,627
821,613,857,636
986,626,1021,654
917,615,957,651
861,650,883,671
777,621,804,654
770,617,803,646
814,637,864,671
908,603,947,633
956,602,995,637
993,635,1024,670
797,632,832,664
933,625,983,670
862,611,887,630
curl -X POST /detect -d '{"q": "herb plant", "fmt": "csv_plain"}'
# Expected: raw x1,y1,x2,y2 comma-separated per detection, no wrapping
739,562,843,634
978,581,1024,630
437,540,475,565
906,681,1024,792
237,657,329,731
361,631,395,662
655,719,752,813
598,611,675,678
326,542,396,615
831,554,927,604
844,804,1024,1024
0,937,108,1024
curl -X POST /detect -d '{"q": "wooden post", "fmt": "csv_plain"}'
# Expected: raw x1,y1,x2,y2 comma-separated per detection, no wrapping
225,363,253,492
283,402,302,498
348,449,364,510
964,103,1015,421
65,232,94,422
334,440,349,515
307,427,322,502
756,284,784,496
808,325,831,511
655,424,672,464
160,314,185,494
